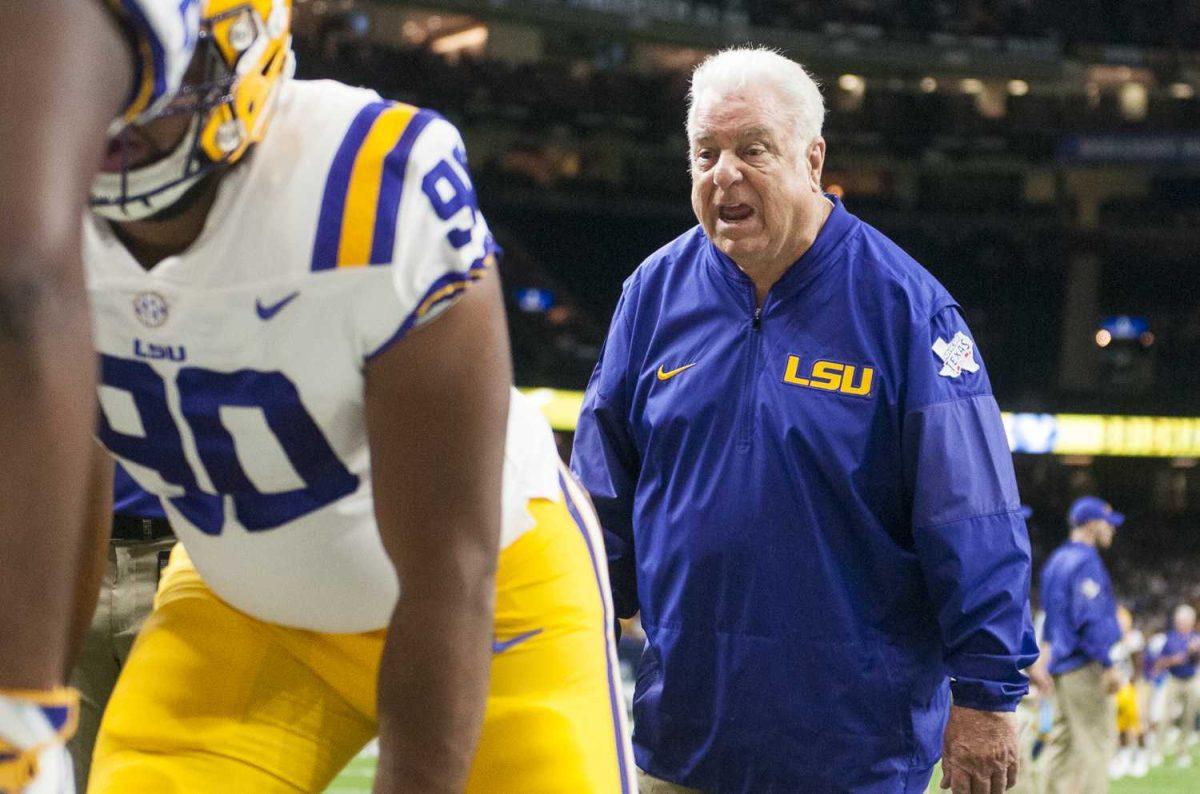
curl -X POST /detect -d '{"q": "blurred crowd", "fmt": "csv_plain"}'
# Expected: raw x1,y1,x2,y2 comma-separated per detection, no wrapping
739,0,1200,47
541,0,1200,49
297,38,1200,182
292,35,1200,405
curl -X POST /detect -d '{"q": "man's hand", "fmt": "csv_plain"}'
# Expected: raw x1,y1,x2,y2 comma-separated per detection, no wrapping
1027,662,1054,698
940,705,1018,794
1153,654,1181,675
1101,666,1122,695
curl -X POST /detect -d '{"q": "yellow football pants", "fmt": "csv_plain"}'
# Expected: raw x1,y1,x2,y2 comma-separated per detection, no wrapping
1116,682,1141,736
89,480,634,792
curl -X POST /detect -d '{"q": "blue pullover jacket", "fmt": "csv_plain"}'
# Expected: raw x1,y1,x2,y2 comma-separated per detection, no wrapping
1039,542,1121,677
1161,630,1200,680
572,197,1037,792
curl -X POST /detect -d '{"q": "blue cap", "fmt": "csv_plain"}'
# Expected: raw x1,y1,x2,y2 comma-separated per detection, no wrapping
1068,496,1124,528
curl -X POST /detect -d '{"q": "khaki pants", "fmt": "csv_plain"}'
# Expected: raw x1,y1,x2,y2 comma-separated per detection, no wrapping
1163,674,1200,757
637,769,703,793
67,538,174,792
1044,664,1116,794
1009,695,1042,794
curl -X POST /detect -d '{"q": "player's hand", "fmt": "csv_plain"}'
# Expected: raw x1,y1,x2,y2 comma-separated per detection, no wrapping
940,705,1018,794
1101,666,1122,695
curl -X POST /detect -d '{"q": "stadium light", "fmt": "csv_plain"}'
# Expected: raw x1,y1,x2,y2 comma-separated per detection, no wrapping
960,78,984,95
402,21,425,43
1007,79,1029,96
1119,82,1149,121
838,74,866,95
919,77,938,93
1169,82,1196,100
430,24,488,56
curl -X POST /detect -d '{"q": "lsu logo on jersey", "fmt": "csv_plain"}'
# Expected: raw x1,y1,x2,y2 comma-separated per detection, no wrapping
782,355,875,398
133,339,187,362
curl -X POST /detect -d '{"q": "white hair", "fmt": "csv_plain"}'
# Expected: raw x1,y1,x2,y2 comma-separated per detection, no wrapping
687,47,825,149
1176,604,1196,624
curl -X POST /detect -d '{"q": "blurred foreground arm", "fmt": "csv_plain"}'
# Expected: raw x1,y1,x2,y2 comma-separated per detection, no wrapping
0,0,130,692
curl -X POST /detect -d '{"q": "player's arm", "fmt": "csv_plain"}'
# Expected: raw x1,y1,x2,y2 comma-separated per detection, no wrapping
0,0,131,692
571,284,642,621
364,269,509,792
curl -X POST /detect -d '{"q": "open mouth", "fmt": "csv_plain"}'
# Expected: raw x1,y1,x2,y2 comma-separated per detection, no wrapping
102,135,155,172
718,203,754,223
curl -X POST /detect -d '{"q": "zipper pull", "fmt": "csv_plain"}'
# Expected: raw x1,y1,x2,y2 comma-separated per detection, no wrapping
752,307,762,330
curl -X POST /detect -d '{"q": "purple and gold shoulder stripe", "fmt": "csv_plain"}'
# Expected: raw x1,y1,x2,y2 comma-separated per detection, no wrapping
311,101,439,271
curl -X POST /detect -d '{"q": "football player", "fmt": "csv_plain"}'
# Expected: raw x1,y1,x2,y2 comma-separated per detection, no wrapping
0,2,197,792
83,1,634,791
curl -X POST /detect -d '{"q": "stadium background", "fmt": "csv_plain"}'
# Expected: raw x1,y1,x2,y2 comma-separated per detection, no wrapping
278,0,1200,789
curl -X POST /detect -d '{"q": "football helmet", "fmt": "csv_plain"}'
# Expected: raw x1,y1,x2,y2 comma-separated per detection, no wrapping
91,0,293,221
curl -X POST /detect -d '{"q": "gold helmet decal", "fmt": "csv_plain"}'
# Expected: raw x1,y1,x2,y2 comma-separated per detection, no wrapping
199,0,293,166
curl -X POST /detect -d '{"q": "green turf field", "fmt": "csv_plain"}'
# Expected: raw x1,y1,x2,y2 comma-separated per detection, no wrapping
925,746,1200,794
326,746,1200,792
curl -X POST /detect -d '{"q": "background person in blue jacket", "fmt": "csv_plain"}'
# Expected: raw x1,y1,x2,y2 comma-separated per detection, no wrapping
1039,496,1124,793
1154,603,1200,766
571,47,1037,794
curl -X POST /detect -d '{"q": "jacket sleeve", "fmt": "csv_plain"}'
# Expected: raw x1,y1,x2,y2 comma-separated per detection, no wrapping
1071,560,1122,667
570,288,641,620
904,306,1039,712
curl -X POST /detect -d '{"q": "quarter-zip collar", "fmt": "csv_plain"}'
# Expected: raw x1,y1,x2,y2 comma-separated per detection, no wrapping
703,193,859,304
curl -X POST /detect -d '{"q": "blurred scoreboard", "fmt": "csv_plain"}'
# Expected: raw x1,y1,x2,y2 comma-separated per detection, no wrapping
523,388,1200,459
1004,412,1200,458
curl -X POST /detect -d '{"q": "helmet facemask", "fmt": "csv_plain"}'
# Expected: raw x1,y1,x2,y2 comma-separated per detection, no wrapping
90,0,293,222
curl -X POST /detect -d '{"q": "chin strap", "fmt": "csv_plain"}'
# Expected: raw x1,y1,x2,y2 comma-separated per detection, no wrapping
0,687,78,792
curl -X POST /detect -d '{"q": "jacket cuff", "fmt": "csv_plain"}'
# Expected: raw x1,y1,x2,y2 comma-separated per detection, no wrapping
949,676,1026,712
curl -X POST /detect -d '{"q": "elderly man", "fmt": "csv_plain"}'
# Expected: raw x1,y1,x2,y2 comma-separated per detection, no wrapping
1039,496,1125,793
1156,604,1200,766
572,47,1037,793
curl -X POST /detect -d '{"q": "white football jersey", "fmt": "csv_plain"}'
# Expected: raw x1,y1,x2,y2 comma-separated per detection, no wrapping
105,0,201,123
84,79,562,633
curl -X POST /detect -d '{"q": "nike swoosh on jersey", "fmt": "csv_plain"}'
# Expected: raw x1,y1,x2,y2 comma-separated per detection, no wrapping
491,628,543,654
256,292,300,320
657,362,697,381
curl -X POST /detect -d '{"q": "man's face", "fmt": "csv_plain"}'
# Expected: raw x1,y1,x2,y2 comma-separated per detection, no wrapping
1096,519,1116,549
102,113,193,172
688,87,823,268
1176,611,1196,634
